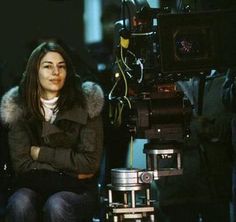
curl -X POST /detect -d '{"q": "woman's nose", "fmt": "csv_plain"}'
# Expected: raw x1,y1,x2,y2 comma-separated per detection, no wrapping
52,66,59,75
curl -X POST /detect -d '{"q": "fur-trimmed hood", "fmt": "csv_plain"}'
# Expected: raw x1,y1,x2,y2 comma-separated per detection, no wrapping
0,81,104,125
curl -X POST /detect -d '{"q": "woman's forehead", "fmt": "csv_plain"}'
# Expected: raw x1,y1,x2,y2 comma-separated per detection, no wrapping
41,52,65,63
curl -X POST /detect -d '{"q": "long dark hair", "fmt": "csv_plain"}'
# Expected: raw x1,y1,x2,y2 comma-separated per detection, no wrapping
19,40,85,120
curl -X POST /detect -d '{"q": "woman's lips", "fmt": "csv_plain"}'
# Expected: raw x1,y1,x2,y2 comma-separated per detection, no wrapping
50,79,61,84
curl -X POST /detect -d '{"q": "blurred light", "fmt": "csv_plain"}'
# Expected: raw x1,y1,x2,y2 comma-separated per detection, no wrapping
147,0,159,8
115,72,120,78
84,0,102,43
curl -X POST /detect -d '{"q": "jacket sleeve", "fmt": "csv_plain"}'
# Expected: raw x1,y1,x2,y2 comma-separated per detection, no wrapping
37,115,104,174
222,68,236,112
8,120,56,174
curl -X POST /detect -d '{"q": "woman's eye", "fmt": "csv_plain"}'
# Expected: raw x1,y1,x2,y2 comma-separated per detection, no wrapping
43,65,52,69
58,65,66,69
41,63,66,70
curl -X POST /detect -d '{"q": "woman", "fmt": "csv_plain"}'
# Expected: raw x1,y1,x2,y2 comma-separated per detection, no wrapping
0,41,104,222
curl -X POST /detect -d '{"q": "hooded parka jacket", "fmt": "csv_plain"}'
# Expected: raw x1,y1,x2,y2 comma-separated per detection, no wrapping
0,81,104,194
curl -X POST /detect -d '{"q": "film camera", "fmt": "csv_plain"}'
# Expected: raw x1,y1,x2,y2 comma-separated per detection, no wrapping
106,1,236,221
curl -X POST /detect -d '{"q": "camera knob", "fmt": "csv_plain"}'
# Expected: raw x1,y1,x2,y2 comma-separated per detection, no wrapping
139,171,153,183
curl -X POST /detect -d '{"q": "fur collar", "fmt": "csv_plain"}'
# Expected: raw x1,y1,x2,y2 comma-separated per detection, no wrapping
0,81,104,125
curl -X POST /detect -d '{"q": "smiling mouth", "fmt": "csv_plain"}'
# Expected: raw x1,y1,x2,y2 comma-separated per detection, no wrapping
50,79,61,84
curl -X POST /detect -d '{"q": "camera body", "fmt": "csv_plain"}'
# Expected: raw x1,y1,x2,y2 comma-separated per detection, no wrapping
110,0,236,145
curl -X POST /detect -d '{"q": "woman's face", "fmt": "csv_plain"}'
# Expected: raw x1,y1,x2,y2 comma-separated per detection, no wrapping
38,51,67,99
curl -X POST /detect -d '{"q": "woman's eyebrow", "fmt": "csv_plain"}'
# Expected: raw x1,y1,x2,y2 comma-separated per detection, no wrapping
41,61,65,64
